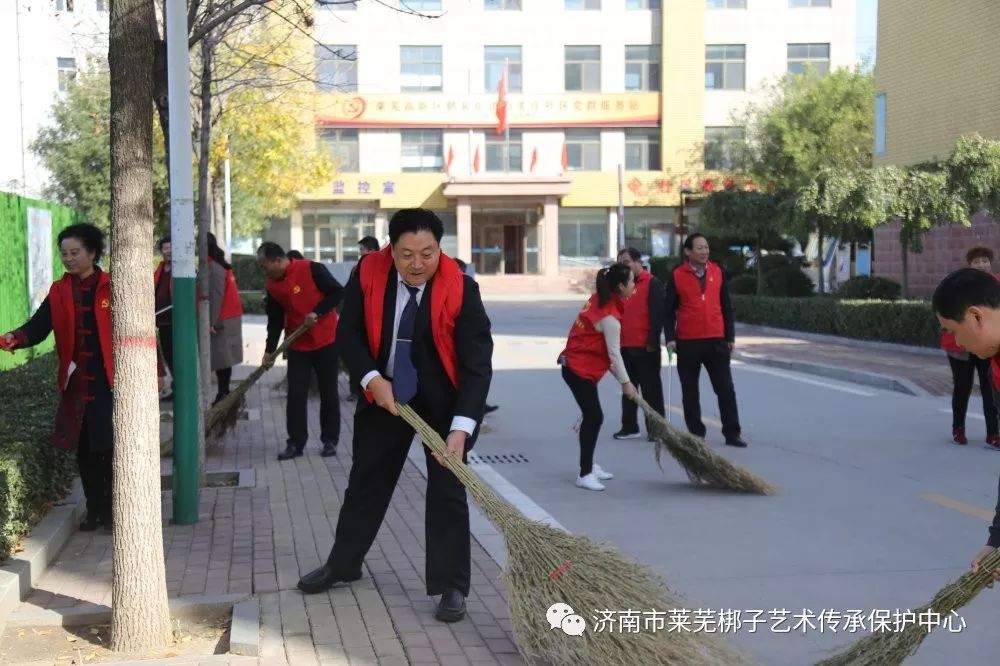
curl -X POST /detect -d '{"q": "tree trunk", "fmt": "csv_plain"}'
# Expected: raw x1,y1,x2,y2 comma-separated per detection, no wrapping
108,0,172,651
849,241,857,279
756,230,764,295
197,34,214,465
212,180,226,243
816,225,825,294
901,239,910,299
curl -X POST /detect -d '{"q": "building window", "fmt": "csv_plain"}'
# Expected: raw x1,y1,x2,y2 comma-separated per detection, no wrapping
486,130,523,172
787,43,830,76
315,0,358,9
400,0,442,8
485,0,521,8
315,45,357,92
705,45,745,90
874,94,886,157
401,130,443,172
317,128,359,172
485,46,522,93
400,46,443,92
625,45,660,92
96,0,106,10
624,207,677,257
303,213,375,263
625,129,660,170
560,209,608,267
566,0,600,9
704,127,744,170
57,57,77,92
626,0,660,8
565,130,601,171
707,0,745,7
565,46,601,92
56,0,74,10
789,0,830,6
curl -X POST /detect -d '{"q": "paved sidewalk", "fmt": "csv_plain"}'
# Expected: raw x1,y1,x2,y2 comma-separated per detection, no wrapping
13,368,525,666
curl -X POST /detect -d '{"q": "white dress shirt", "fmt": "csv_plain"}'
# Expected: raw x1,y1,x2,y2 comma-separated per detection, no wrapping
361,276,476,436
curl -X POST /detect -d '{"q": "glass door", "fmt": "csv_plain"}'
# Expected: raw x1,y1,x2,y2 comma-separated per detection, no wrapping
474,225,504,275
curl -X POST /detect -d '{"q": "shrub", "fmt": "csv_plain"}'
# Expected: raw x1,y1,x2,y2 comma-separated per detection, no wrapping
648,256,683,284
763,265,815,298
836,276,902,301
0,354,75,561
732,296,939,347
730,274,759,295
240,291,266,315
759,253,791,273
231,253,265,292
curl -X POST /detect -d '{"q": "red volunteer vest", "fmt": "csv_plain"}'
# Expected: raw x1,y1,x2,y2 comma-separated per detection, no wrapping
621,270,652,349
265,259,337,352
358,247,464,399
672,261,725,341
153,261,172,296
940,332,964,353
49,271,114,391
209,257,244,321
560,293,624,383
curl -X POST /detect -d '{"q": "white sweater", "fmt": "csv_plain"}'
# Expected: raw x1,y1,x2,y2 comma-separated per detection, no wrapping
593,315,630,384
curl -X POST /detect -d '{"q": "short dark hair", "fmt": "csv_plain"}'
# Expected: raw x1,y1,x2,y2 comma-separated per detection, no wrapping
158,235,171,251
618,247,642,262
933,268,1000,322
454,258,467,272
388,208,444,245
683,233,707,251
358,236,380,252
58,223,105,262
966,246,995,265
257,241,286,260
286,250,304,260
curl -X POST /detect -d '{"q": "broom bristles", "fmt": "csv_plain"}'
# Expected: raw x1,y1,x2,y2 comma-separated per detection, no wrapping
632,395,776,495
397,403,754,665
814,548,1000,665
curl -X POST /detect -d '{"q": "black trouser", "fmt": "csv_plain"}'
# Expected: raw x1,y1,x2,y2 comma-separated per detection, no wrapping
562,365,602,477
620,347,665,433
77,418,113,522
158,324,174,387
286,342,340,450
948,355,999,435
326,403,471,596
676,338,742,441
216,368,232,395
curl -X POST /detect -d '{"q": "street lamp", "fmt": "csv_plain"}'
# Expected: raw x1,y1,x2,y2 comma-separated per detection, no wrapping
678,186,693,255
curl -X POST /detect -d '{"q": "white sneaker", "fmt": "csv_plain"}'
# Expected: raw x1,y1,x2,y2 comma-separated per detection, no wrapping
575,473,605,491
592,464,614,480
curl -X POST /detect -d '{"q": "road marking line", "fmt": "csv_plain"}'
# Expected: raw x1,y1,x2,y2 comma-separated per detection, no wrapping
733,363,878,397
938,408,985,421
664,405,722,429
922,493,994,521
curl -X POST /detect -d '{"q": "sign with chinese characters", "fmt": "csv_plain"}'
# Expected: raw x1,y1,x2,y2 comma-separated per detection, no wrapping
331,179,396,197
624,176,755,200
316,92,660,129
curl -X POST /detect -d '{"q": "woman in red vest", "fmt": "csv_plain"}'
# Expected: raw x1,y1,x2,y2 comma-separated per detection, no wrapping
559,263,637,491
206,233,244,405
1,224,145,532
941,246,1000,447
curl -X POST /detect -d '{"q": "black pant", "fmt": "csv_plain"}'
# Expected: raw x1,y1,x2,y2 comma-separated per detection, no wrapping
326,403,471,596
286,343,340,450
216,368,232,395
77,419,112,521
948,355,999,435
562,365,602,477
676,338,742,441
620,347,665,432
158,324,174,387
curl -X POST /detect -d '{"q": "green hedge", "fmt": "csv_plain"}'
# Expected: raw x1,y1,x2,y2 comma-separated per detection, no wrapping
240,291,266,315
0,354,75,561
232,254,265,292
733,296,940,347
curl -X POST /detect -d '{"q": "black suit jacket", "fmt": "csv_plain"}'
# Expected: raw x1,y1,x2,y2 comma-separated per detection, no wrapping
337,259,493,437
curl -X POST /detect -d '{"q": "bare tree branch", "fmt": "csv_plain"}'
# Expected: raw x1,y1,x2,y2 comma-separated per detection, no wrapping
189,0,268,48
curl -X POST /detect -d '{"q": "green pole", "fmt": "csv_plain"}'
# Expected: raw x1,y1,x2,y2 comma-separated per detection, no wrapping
167,0,199,525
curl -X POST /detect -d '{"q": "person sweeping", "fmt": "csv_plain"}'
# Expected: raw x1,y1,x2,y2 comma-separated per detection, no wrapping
206,233,244,406
558,262,637,491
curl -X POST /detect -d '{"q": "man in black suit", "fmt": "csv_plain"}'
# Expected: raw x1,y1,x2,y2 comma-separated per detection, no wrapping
297,208,493,624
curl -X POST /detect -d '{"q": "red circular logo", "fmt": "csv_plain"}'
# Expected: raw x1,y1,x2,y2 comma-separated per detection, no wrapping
343,97,366,120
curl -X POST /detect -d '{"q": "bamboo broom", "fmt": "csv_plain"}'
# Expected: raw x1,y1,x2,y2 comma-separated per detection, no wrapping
814,548,1000,666
632,395,776,495
397,403,754,666
160,324,309,456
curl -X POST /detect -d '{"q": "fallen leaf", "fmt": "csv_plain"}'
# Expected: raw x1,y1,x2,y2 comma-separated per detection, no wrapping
89,628,100,636
85,652,96,662
66,635,78,642
180,635,192,643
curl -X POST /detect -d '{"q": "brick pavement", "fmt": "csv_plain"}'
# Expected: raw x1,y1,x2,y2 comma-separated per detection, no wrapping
14,368,526,666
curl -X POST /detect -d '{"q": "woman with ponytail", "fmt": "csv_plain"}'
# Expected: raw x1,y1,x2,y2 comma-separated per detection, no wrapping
206,233,244,405
558,263,637,491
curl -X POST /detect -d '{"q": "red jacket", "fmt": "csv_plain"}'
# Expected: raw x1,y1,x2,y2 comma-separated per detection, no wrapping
621,270,651,348
50,272,114,391
671,261,726,341
209,257,244,321
266,259,337,351
560,293,624,383
358,247,464,399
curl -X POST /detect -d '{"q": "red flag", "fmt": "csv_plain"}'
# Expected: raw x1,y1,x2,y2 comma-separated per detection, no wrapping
529,147,538,172
445,146,454,175
495,68,508,136
560,142,568,172
473,145,481,173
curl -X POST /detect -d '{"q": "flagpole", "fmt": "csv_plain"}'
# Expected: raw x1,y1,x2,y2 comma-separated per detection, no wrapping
467,68,473,176
504,58,510,175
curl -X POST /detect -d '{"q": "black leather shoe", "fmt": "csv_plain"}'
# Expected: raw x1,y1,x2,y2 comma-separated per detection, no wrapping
297,564,361,594
435,589,466,623
321,441,337,457
79,514,104,532
278,445,303,461
484,404,499,415
725,438,749,448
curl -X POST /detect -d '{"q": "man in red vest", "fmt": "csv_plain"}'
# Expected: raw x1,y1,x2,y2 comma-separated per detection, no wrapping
665,233,748,447
614,247,666,440
154,235,173,399
258,242,344,460
296,208,493,624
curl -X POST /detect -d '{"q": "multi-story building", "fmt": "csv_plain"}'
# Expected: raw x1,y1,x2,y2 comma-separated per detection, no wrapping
0,1,108,199
872,0,1000,297
267,0,855,288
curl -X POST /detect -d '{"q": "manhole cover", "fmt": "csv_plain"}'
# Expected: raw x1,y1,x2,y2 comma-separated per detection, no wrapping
468,452,530,464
